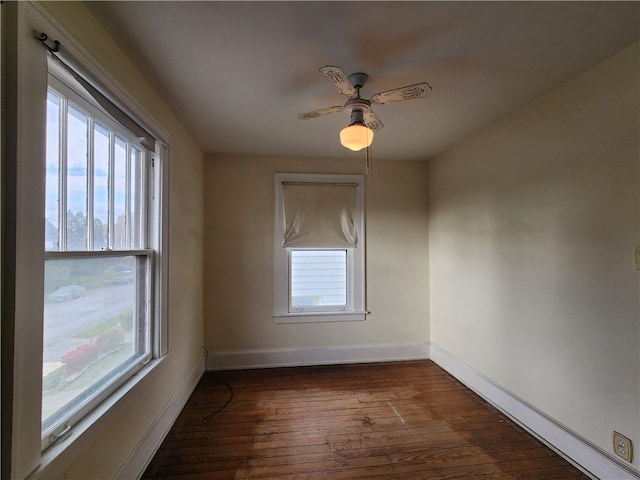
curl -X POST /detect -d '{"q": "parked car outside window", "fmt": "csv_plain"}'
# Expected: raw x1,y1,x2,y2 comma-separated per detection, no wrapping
47,285,86,303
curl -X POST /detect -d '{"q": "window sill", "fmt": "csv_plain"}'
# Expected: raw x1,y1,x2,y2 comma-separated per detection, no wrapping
274,311,368,324
27,354,169,480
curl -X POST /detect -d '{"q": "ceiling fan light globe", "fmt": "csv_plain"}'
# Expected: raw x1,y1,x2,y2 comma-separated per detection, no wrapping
340,124,374,151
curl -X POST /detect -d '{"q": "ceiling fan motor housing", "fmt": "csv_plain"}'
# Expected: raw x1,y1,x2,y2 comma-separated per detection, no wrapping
344,98,371,125
348,72,369,90
345,72,371,126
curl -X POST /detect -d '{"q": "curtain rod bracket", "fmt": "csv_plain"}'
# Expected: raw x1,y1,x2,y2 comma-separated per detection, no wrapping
35,31,60,53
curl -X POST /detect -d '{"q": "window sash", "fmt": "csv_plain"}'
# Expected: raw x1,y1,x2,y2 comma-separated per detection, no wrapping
41,251,152,450
47,68,149,253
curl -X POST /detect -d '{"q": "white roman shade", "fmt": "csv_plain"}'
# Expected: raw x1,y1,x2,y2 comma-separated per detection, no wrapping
282,183,357,247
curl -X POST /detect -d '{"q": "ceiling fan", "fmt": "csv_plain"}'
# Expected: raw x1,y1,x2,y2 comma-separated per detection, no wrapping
298,65,432,151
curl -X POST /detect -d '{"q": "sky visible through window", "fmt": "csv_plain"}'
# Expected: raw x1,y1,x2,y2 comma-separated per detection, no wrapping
46,91,60,230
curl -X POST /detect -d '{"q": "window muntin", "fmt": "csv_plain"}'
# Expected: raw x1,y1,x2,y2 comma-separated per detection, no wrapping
274,173,366,323
42,65,152,448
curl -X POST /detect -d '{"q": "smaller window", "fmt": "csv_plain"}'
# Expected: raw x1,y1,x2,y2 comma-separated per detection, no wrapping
274,173,366,323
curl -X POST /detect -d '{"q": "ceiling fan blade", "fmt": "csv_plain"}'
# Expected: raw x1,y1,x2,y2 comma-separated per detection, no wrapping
364,110,384,131
298,105,343,120
320,65,357,97
370,82,432,105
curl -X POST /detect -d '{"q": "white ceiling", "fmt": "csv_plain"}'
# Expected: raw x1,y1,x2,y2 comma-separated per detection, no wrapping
85,1,639,161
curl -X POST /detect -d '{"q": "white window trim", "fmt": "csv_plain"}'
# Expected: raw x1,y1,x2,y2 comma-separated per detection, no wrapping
6,3,170,478
273,173,367,324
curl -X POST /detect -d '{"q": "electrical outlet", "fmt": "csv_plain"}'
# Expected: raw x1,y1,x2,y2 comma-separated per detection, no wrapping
613,431,633,462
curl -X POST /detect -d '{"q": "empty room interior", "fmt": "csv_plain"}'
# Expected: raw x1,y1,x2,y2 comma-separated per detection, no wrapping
2,1,639,479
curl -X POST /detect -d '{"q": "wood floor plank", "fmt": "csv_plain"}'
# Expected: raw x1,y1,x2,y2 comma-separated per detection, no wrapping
143,360,589,479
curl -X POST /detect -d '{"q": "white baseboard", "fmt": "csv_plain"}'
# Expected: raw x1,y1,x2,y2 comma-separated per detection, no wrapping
206,342,430,370
114,357,205,480
429,343,639,480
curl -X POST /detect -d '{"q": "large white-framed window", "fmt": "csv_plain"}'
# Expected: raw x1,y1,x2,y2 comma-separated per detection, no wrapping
41,61,154,450
274,173,366,323
4,3,170,478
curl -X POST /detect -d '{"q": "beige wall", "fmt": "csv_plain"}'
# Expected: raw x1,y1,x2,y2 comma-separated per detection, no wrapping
429,42,639,465
204,155,429,353
40,3,205,478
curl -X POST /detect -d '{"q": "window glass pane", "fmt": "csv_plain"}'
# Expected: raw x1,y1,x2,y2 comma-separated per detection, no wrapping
42,255,149,433
46,91,61,252
130,147,144,249
113,136,127,250
66,104,88,251
93,122,110,250
290,250,347,307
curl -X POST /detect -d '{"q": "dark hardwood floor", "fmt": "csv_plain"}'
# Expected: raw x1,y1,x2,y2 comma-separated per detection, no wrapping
142,360,590,479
